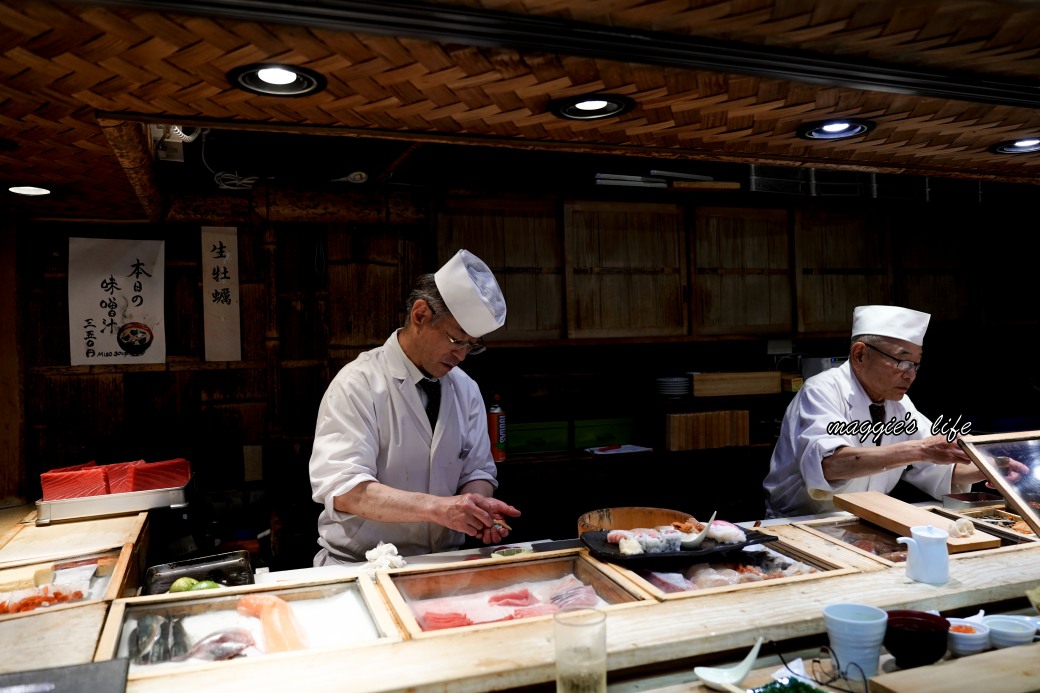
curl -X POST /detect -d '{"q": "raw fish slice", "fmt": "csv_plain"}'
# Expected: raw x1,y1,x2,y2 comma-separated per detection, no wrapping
641,570,690,594
420,610,474,631
487,588,538,607
706,520,746,544
511,604,559,618
173,628,254,661
237,594,307,653
606,529,633,544
550,584,597,607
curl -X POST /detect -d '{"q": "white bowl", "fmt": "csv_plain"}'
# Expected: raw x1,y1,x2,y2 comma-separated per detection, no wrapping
983,615,1035,649
947,618,990,656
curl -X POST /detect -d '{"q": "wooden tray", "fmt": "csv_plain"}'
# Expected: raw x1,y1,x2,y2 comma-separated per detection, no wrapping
833,492,1000,553
95,575,400,680
591,536,859,601
378,549,653,638
870,640,1040,693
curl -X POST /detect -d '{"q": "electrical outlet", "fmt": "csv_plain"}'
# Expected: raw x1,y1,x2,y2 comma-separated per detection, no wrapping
157,140,184,162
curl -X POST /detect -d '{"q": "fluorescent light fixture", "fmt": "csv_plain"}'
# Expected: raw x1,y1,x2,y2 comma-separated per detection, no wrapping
797,118,876,141
549,94,635,120
8,185,50,196
227,63,327,97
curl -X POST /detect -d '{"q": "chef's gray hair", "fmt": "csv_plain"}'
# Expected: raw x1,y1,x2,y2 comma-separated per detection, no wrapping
404,274,449,327
851,334,891,352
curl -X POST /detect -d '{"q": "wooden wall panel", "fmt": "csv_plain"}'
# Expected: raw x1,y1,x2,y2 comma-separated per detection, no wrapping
438,199,562,340
0,220,21,502
894,210,972,322
795,209,891,333
564,201,686,338
693,207,790,335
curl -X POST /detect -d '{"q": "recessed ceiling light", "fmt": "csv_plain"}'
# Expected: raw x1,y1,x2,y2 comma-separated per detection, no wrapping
8,185,50,196
549,94,636,120
990,138,1040,154
796,119,876,141
226,63,327,97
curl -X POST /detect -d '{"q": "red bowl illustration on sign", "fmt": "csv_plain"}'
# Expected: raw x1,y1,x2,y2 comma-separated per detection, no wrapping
117,322,153,355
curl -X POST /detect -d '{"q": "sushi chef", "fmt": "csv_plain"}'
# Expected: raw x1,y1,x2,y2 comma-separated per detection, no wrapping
310,250,521,565
764,305,995,518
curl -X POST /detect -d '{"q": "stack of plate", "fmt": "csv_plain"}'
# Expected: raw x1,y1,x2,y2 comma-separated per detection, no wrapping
656,376,690,397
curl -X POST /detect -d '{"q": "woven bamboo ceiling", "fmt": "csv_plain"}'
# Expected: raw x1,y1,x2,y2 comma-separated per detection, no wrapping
3,0,1040,221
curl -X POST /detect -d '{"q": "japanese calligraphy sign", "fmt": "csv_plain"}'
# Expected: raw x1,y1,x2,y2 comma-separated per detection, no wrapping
68,238,166,365
201,226,242,361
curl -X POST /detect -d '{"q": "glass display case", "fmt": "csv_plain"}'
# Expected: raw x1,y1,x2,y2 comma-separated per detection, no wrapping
594,538,857,600
95,577,400,679
377,550,652,638
959,430,1040,537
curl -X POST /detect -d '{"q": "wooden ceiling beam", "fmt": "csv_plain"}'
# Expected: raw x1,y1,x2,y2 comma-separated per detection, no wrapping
97,117,165,222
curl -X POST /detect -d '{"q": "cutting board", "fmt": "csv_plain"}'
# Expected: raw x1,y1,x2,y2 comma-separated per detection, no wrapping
870,640,1040,693
833,491,1000,553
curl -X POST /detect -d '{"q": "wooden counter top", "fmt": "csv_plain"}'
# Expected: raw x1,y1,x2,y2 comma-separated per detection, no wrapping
124,538,1040,693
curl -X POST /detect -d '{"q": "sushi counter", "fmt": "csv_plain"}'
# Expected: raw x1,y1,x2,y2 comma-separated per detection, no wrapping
1,499,1039,693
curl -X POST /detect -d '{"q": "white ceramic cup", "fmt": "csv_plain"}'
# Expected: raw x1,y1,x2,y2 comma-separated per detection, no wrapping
554,607,607,693
822,602,888,679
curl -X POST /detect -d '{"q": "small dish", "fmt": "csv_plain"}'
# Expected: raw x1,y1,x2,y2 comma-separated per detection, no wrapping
884,610,949,668
982,615,1035,648
946,617,990,657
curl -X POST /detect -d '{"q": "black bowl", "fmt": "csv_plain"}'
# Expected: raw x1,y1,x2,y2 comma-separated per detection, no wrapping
884,610,950,668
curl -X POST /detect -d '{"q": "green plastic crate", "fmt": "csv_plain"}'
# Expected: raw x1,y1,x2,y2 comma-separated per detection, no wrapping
573,418,635,449
505,421,569,455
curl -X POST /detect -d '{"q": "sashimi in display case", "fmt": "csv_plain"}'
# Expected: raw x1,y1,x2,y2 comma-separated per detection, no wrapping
94,576,401,680
591,536,858,601
376,549,654,639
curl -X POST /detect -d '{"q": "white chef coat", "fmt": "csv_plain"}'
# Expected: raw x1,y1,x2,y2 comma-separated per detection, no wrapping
310,330,499,563
763,361,965,518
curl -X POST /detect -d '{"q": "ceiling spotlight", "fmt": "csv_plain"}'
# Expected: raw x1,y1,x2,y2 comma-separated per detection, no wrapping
990,138,1040,154
797,118,876,141
548,93,636,120
227,63,327,97
8,185,50,196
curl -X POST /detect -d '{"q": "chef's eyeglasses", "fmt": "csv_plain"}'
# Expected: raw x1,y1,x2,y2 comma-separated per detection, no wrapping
770,641,868,693
863,342,921,373
427,304,486,355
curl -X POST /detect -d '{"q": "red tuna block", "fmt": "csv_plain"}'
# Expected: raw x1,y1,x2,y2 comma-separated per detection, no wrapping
47,460,98,474
105,460,145,494
40,467,110,501
128,458,191,491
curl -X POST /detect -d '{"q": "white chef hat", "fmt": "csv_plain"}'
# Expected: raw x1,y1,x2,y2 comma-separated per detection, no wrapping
852,305,930,346
434,249,507,337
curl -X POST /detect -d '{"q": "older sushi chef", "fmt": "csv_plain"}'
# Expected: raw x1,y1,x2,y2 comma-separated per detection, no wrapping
763,305,990,518
310,250,521,565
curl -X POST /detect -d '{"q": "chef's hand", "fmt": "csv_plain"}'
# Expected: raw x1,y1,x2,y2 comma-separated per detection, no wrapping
986,457,1029,487
442,493,520,541
472,496,521,545
919,435,973,465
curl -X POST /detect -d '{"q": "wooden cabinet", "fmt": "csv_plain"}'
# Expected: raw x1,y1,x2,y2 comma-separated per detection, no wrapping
438,199,686,340
564,201,686,338
692,207,791,335
794,208,891,333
